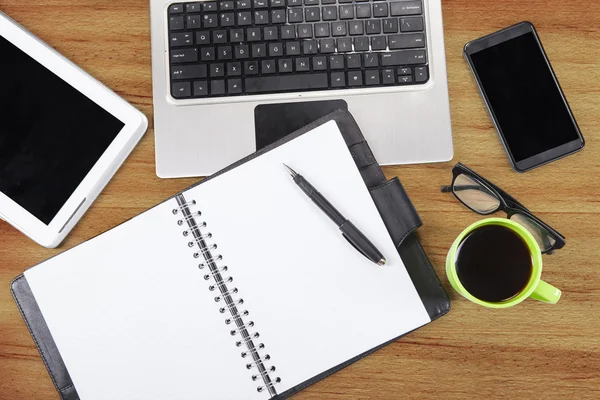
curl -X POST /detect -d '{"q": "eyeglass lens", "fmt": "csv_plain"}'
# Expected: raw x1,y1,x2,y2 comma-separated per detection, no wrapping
509,212,556,252
452,174,500,214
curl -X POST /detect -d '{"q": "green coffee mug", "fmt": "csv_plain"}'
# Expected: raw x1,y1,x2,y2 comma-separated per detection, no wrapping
446,218,561,308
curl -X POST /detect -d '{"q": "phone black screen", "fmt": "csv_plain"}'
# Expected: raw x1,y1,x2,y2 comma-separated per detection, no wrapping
470,32,580,163
0,35,124,225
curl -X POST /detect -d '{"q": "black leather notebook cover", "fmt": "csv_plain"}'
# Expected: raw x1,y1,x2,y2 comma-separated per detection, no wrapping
11,110,450,400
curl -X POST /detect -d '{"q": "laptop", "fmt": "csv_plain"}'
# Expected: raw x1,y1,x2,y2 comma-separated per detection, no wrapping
150,0,453,177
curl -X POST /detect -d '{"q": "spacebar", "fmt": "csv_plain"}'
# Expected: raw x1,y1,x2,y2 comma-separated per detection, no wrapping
245,74,328,93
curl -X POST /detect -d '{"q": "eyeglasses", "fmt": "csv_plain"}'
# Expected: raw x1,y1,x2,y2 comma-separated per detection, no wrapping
441,163,565,254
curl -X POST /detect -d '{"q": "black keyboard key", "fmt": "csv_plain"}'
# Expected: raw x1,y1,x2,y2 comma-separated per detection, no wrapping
169,4,184,14
197,31,211,45
237,12,252,26
414,66,428,82
254,0,269,8
304,0,319,4
382,68,395,84
193,80,208,96
348,71,363,86
371,35,386,50
217,45,233,59
354,37,369,51
338,0,352,3
322,6,337,21
271,9,286,23
186,2,201,12
281,26,296,39
349,21,364,35
337,37,353,52
211,80,226,95
200,47,216,61
383,18,398,33
381,49,426,65
271,0,285,6
220,1,234,10
187,15,202,29
303,39,318,54
401,17,424,32
244,60,259,74
170,32,194,47
398,74,413,84
264,27,278,40
228,78,243,94
269,42,284,56
331,22,347,36
278,58,293,72
331,72,346,88
255,10,269,24
313,56,327,70
203,14,218,28
203,2,218,11
169,16,184,30
390,1,422,16
389,33,425,49
363,53,379,67
261,59,277,73
231,29,244,41
366,20,381,34
221,13,235,27
286,41,301,55
227,62,242,75
321,0,336,4
237,0,251,8
329,54,344,69
172,64,207,80
235,44,250,58
373,3,388,17
245,73,328,93
320,38,335,53
298,24,313,38
247,27,262,41
288,0,302,5
365,69,380,85
252,43,267,57
347,54,361,68
172,82,191,97
339,5,354,19
172,48,199,63
397,67,411,75
296,57,310,71
305,7,321,22
356,4,371,18
288,8,303,23
210,63,225,77
315,23,330,37
213,30,228,44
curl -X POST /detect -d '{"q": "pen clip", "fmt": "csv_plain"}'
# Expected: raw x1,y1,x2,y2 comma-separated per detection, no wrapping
341,232,372,263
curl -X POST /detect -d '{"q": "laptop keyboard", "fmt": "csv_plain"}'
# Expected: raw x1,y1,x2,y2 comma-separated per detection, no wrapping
168,0,429,99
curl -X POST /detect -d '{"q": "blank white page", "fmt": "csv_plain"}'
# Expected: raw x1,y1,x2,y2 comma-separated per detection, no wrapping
24,200,267,400
183,121,431,397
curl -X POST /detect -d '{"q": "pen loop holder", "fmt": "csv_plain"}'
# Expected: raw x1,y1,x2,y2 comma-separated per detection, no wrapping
174,194,281,395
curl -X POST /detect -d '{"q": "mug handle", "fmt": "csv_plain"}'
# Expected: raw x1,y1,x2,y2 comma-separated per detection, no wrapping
529,280,562,304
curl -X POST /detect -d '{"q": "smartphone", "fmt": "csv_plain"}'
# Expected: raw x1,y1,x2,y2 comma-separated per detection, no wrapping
464,21,584,172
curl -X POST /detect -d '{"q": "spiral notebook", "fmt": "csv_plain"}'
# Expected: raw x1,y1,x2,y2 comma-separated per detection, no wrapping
13,112,450,400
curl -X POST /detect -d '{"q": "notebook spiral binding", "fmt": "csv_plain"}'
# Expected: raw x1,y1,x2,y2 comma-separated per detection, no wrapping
174,194,281,396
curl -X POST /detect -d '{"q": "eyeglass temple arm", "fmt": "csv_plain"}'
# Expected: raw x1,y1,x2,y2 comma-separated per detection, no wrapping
441,184,492,194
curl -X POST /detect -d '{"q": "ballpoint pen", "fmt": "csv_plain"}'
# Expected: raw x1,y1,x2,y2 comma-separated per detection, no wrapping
283,163,386,266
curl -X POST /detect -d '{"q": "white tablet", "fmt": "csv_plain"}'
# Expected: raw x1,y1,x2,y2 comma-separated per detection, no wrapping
0,12,148,248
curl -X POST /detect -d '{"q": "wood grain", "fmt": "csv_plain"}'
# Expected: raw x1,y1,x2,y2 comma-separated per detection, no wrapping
1,0,599,398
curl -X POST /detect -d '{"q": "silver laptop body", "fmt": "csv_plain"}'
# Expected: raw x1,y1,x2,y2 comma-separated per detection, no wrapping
151,0,453,178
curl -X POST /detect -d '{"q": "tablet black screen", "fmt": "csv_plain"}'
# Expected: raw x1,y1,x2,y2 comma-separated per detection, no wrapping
0,35,124,225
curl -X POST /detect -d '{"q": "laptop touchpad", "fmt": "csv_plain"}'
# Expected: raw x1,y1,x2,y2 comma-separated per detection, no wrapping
254,100,348,150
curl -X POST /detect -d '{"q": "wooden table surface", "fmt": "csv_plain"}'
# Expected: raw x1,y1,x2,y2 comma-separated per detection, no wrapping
1,0,599,399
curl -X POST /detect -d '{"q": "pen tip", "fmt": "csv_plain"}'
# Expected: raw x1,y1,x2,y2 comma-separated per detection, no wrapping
282,163,297,178
377,258,387,266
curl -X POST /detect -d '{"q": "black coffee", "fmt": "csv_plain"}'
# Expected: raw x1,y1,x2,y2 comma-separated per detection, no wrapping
455,225,533,302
